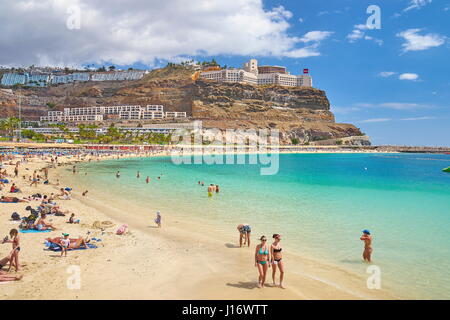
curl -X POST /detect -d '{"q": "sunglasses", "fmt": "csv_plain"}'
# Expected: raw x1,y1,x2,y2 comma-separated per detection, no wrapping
261,239,267,241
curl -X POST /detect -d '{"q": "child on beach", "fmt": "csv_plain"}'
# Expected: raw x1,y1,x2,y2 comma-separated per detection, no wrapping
68,213,80,224
60,233,70,257
2,229,21,271
154,211,161,228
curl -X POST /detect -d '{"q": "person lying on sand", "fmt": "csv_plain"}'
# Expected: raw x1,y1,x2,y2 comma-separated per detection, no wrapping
0,196,28,203
46,236,89,250
0,271,23,282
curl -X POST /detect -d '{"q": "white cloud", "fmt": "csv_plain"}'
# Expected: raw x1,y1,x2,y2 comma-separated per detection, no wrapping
399,73,419,81
317,11,329,17
404,0,432,12
364,36,384,46
397,28,446,52
331,106,361,114
0,0,330,67
300,31,333,42
400,116,434,121
379,102,424,109
378,71,397,77
359,118,392,123
355,102,431,110
358,116,435,123
347,24,383,45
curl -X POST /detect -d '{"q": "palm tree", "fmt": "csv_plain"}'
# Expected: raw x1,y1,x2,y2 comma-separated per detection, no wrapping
1,117,21,138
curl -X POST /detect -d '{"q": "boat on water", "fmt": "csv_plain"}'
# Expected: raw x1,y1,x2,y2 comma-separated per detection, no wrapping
443,167,450,173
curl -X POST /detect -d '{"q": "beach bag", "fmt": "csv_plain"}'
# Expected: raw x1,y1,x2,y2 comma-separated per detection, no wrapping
11,212,21,221
65,187,72,191
116,224,128,235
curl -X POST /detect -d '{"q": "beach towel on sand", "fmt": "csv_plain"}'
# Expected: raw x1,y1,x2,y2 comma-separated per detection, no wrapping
19,229,52,234
44,242,97,251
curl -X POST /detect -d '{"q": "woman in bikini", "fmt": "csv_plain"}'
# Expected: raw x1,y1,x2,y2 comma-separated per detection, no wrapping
254,235,271,288
46,236,89,250
270,234,285,288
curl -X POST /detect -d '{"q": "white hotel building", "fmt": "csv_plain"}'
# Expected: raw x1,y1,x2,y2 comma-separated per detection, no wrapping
199,59,312,88
40,105,186,123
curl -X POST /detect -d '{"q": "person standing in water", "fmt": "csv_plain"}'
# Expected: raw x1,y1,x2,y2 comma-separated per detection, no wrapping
255,236,270,288
207,184,215,197
215,185,220,193
146,176,150,184
360,229,372,262
137,171,140,178
270,234,285,288
116,171,120,178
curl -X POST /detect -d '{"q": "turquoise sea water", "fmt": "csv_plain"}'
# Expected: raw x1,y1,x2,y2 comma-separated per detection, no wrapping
68,153,450,299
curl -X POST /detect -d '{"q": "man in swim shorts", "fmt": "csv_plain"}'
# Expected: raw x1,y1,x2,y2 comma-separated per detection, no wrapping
207,184,215,197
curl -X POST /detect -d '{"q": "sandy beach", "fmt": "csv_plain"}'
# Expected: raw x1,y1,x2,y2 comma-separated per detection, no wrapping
0,148,399,300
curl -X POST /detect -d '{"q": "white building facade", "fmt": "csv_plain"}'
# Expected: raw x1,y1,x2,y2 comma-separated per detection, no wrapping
200,59,313,88
40,104,186,123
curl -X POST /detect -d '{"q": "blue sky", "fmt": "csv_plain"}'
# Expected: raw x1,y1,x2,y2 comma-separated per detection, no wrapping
1,0,449,146
188,0,450,146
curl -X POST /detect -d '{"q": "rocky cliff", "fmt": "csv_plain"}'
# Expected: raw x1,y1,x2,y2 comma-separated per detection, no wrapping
0,65,369,145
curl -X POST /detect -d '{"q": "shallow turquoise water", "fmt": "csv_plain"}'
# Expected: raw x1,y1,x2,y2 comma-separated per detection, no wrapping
69,153,450,299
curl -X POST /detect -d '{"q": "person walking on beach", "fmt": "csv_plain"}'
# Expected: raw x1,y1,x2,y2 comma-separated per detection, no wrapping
255,236,270,288
154,211,161,228
72,165,76,174
270,234,285,288
360,229,372,262
30,170,38,187
14,164,19,178
237,224,251,247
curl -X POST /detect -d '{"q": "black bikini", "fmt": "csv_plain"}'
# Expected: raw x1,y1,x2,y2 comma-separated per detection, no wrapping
273,247,282,262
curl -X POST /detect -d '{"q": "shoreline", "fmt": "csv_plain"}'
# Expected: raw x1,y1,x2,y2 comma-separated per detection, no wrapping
1,150,399,299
